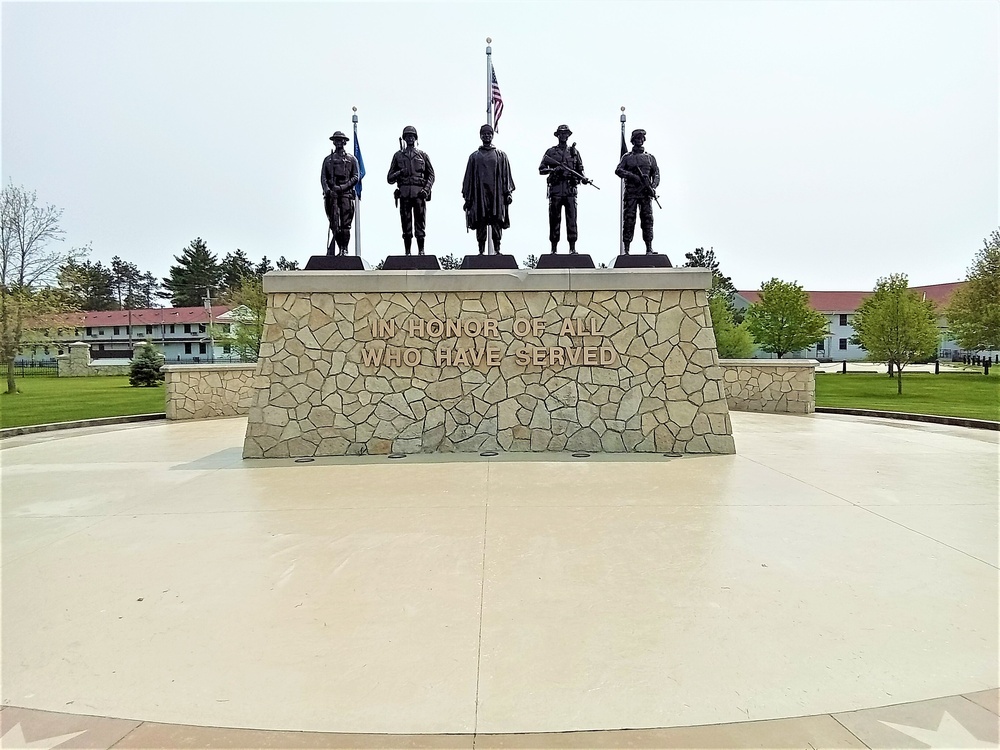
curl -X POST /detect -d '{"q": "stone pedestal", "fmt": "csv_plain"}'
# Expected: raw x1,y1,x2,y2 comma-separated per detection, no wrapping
614,254,673,268
535,254,596,269
381,255,441,270
304,255,365,271
460,254,519,270
243,269,734,458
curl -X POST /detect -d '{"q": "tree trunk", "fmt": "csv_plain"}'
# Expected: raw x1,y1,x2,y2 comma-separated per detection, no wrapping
896,363,903,395
5,357,16,394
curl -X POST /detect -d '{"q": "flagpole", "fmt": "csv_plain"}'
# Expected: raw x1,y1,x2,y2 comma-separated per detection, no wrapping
352,107,361,257
485,37,495,255
619,106,626,255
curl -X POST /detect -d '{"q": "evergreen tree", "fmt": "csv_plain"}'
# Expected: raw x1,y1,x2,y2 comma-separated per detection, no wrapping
129,341,165,387
275,256,300,271
57,258,116,311
111,256,141,309
130,271,162,309
523,254,539,269
160,238,222,307
220,249,255,292
946,229,1000,353
438,253,462,270
683,246,738,308
852,274,939,395
255,256,274,276
745,278,828,358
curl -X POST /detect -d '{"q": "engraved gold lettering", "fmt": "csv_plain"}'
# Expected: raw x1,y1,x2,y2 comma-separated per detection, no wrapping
588,318,599,335
386,348,402,366
532,319,546,336
446,319,462,337
403,348,420,366
465,319,482,337
513,319,531,336
484,319,499,338
374,319,396,337
515,348,531,365
560,318,574,336
361,347,384,367
583,347,598,365
550,347,564,365
600,347,616,365
436,347,451,366
567,347,584,365
532,347,547,365
426,319,444,337
452,348,469,366
407,319,424,337
487,348,502,366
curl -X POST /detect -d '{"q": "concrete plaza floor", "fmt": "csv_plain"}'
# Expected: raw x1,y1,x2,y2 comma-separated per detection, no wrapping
1,412,997,748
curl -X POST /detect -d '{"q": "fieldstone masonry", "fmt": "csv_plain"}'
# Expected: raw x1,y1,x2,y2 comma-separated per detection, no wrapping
243,269,736,458
721,359,816,413
163,364,258,420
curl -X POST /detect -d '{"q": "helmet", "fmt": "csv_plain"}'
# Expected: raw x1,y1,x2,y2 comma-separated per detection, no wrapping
630,128,647,140
402,125,418,138
554,124,573,136
329,130,349,142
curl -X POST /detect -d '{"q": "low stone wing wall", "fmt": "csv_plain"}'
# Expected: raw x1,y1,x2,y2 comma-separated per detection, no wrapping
720,359,817,413
163,364,258,420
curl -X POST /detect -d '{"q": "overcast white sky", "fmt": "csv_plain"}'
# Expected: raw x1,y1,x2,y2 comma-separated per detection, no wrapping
2,1,997,292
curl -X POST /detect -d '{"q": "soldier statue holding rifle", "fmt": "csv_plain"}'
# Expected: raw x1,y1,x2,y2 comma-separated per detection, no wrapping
387,125,435,256
320,130,360,255
615,128,662,256
538,124,596,254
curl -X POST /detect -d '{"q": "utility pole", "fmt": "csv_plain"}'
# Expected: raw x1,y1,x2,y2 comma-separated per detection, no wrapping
203,286,215,363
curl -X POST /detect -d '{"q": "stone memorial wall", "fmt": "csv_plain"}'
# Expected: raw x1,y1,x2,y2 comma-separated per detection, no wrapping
243,269,735,458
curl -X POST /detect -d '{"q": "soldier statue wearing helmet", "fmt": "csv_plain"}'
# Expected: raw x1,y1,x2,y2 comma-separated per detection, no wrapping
320,130,360,255
615,128,661,256
538,124,591,254
387,125,436,255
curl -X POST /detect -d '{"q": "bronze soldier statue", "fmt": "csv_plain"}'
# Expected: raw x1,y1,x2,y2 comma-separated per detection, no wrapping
320,130,360,255
462,124,515,255
615,128,660,254
387,126,435,256
538,124,591,254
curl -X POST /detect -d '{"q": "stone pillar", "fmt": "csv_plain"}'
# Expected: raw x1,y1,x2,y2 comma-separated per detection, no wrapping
57,341,92,377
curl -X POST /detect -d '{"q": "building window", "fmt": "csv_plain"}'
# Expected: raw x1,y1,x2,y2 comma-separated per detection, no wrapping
184,324,192,334
146,325,153,334
86,327,93,335
184,343,192,354
98,344,105,351
98,328,105,336
199,343,207,354
198,324,206,333
113,326,120,335
839,314,848,326
169,324,175,333
839,338,848,350
223,344,231,354
817,342,825,353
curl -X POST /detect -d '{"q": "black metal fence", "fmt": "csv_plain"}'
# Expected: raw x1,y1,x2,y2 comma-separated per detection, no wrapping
0,360,59,377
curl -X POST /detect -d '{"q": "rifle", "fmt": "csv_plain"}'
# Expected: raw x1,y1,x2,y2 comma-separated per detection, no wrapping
542,145,599,190
631,167,662,209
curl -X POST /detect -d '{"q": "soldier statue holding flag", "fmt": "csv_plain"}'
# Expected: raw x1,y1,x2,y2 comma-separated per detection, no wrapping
387,126,435,256
321,130,360,255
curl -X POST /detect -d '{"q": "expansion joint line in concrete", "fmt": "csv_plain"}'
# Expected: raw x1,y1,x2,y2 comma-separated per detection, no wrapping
473,463,491,741
741,455,998,570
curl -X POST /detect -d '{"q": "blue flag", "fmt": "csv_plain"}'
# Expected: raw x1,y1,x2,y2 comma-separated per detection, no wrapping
354,132,366,198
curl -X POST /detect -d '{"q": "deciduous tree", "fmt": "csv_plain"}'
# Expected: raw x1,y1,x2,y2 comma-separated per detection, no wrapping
744,278,828,358
851,274,939,395
0,184,82,393
946,230,1000,353
218,275,265,361
709,296,755,358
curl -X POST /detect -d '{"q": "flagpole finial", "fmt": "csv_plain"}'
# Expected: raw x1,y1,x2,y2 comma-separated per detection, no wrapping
620,106,626,124
352,106,358,125
487,36,492,43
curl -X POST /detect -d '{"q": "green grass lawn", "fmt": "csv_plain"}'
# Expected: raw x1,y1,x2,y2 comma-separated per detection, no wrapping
815,371,1000,422
0,376,165,429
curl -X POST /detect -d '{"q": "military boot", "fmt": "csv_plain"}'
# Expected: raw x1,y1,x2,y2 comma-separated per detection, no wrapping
550,242,558,254
416,237,425,256
569,242,577,255
403,237,412,256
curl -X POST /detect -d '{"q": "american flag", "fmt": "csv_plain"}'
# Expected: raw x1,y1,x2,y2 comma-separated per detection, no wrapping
491,68,504,132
